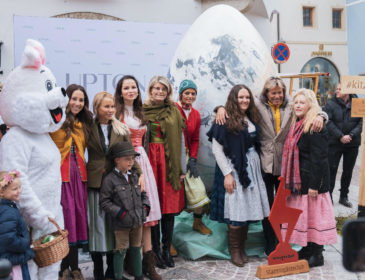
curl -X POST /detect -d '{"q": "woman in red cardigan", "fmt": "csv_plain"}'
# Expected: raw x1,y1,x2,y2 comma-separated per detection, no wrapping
176,80,211,235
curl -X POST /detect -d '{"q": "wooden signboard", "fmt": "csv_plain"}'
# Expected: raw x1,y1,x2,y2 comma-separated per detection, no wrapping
341,75,365,94
351,97,365,216
351,98,365,117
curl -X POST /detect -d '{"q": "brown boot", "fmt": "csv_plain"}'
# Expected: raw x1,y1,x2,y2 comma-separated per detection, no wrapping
143,251,162,280
228,227,245,267
71,269,85,280
170,243,178,257
193,217,212,235
58,269,72,280
240,225,249,263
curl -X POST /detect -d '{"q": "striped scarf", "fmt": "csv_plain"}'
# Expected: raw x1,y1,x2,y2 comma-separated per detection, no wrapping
281,118,304,194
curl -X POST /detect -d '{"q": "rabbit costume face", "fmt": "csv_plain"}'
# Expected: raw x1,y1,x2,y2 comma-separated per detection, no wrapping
0,39,68,133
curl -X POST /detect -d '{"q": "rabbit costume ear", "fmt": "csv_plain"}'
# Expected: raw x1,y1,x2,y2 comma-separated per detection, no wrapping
21,39,46,69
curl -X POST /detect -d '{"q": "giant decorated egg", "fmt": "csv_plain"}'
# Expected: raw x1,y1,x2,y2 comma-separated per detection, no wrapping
169,4,276,190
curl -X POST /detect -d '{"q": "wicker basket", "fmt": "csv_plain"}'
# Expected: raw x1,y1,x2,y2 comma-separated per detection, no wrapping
31,217,69,267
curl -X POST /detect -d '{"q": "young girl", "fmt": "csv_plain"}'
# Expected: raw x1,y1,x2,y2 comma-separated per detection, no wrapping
0,170,34,280
50,84,93,280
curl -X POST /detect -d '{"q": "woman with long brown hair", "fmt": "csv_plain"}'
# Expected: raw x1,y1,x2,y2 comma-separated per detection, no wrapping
50,84,93,280
207,84,270,267
114,75,162,280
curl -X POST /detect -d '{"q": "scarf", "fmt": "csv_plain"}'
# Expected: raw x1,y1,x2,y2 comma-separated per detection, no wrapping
281,118,304,194
207,121,259,189
268,101,281,135
143,102,185,191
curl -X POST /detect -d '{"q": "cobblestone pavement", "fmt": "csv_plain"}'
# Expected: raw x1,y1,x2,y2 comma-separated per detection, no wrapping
78,147,365,279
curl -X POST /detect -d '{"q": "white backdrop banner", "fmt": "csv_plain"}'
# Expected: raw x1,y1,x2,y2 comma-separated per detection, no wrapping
13,15,189,101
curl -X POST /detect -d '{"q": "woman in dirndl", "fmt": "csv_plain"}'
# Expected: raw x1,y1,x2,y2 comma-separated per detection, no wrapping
114,75,162,280
207,84,270,267
280,88,337,267
175,80,211,235
50,84,92,280
143,76,185,269
86,91,143,280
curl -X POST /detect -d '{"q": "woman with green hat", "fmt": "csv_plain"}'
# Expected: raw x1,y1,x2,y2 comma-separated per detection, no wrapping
176,79,211,235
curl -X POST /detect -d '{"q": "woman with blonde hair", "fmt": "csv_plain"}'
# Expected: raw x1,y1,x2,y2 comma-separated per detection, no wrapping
281,89,337,268
143,76,185,269
87,91,143,280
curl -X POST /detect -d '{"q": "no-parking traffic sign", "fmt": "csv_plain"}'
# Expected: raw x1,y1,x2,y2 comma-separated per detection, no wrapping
271,42,290,64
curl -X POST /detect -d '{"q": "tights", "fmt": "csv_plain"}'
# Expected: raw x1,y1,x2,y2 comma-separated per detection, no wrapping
60,246,78,272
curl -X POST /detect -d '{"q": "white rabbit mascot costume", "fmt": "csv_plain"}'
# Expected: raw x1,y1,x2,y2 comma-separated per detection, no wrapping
0,39,68,279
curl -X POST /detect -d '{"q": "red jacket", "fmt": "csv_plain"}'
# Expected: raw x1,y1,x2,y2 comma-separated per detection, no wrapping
176,103,201,159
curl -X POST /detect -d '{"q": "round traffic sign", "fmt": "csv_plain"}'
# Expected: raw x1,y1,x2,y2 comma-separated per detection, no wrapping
271,42,290,64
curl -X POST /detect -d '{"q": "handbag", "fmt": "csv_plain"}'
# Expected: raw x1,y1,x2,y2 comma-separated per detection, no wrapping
183,123,210,209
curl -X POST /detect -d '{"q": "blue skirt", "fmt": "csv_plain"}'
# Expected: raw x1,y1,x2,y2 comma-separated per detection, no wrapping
209,165,247,226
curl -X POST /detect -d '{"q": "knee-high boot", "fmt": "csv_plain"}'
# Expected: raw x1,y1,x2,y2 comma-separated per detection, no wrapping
228,227,244,267
129,247,143,280
161,214,175,268
142,251,162,280
105,252,115,279
91,252,104,280
151,222,166,269
240,225,249,263
114,250,126,280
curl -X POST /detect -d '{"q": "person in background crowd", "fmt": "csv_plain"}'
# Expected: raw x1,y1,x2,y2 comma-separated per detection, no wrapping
99,142,150,280
176,80,211,235
114,75,162,280
143,76,185,269
87,91,143,280
215,77,327,255
208,84,270,267
324,83,362,208
50,84,93,280
281,88,337,267
0,170,34,280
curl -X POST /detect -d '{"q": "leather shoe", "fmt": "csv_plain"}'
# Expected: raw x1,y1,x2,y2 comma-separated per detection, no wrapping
162,249,175,267
339,197,352,208
154,250,166,269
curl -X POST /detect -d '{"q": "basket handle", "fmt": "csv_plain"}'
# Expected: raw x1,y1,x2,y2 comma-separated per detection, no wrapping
48,217,67,238
30,217,67,242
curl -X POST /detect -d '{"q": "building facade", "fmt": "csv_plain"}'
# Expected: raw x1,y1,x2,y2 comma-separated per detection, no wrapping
272,0,348,101
346,0,365,75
